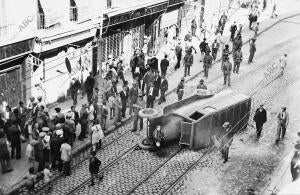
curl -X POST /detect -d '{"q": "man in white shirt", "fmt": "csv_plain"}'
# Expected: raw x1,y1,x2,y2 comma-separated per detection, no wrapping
60,139,72,176
276,107,289,143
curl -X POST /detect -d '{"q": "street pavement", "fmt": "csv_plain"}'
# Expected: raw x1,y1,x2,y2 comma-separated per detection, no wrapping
2,1,299,194
31,6,300,195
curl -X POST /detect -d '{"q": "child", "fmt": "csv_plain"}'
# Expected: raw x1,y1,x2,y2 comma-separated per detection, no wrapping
108,94,115,120
43,163,53,192
24,167,37,194
101,102,108,131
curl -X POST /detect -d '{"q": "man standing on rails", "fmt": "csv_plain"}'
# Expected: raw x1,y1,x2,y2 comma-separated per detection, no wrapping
183,48,193,77
176,77,185,101
203,50,213,79
248,38,257,64
222,56,232,87
233,48,243,74
175,41,183,70
211,39,219,61
253,104,267,140
276,107,289,144
212,122,234,163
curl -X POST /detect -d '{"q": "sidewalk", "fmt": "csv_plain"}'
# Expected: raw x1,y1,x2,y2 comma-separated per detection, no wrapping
2,2,299,193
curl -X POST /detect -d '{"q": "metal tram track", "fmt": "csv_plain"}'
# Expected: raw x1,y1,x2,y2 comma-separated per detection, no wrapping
160,79,297,194
67,43,294,195
66,142,140,195
33,121,135,194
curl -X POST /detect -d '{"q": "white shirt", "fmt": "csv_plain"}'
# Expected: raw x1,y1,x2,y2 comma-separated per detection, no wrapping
60,143,72,162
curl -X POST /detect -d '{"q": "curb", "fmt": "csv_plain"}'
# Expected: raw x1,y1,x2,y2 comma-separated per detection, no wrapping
4,10,300,195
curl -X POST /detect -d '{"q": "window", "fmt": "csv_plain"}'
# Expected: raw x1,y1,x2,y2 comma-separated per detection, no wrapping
70,0,78,22
189,111,204,120
233,105,241,130
226,107,234,124
219,110,226,125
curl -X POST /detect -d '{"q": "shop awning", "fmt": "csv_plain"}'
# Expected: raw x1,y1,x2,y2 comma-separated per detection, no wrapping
0,38,35,63
160,9,179,29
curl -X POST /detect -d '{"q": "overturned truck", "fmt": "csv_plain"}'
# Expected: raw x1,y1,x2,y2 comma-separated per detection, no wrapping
148,90,252,150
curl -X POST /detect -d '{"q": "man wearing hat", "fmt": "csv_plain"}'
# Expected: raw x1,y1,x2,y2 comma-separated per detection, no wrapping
183,48,193,77
175,41,183,70
211,39,219,61
291,144,300,181
253,104,267,140
120,86,129,118
276,107,289,143
197,79,207,90
65,112,76,144
146,83,155,108
221,56,232,86
37,96,46,109
233,33,243,52
159,75,168,105
212,122,234,163
69,77,81,105
199,38,208,62
222,44,230,66
132,91,146,132
203,51,213,79
129,81,139,115
248,38,256,64
160,54,169,76
177,78,185,101
233,48,243,74
50,128,63,171
84,72,95,102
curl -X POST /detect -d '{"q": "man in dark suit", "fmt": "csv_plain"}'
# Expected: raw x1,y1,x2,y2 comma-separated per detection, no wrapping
159,75,168,104
16,101,28,136
146,83,155,108
84,72,95,102
253,104,267,140
160,54,169,76
175,42,183,70
70,105,79,129
120,86,128,118
149,53,158,71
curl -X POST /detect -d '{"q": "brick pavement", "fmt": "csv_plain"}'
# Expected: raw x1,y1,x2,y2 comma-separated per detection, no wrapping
1,3,285,194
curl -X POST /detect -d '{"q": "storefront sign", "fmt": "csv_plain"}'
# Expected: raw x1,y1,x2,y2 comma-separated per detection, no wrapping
0,38,34,61
104,2,169,27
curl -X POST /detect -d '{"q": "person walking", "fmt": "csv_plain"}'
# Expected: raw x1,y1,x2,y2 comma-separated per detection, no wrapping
120,86,128,118
248,39,256,64
101,103,108,131
211,39,219,61
153,71,161,101
203,51,213,79
191,18,197,36
79,104,88,141
253,22,260,38
233,49,243,74
60,138,72,176
253,104,267,140
91,120,104,152
113,94,122,125
132,92,146,132
222,56,232,86
199,38,208,62
0,130,13,173
230,21,237,42
146,83,155,108
233,33,243,52
211,122,234,163
159,75,168,105
177,78,185,101
108,94,116,120
276,107,289,143
183,49,193,77
84,72,95,102
89,151,102,186
175,42,183,70
7,120,21,159
160,54,169,76
69,77,81,105
129,81,139,115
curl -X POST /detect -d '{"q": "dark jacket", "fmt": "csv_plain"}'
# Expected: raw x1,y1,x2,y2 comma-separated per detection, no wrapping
7,125,20,143
254,108,267,124
50,136,63,156
160,79,168,92
149,57,158,70
160,59,169,73
0,137,10,159
120,91,128,105
84,76,95,91
129,87,139,103
153,76,161,97
89,156,101,173
175,45,182,56
199,41,208,53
